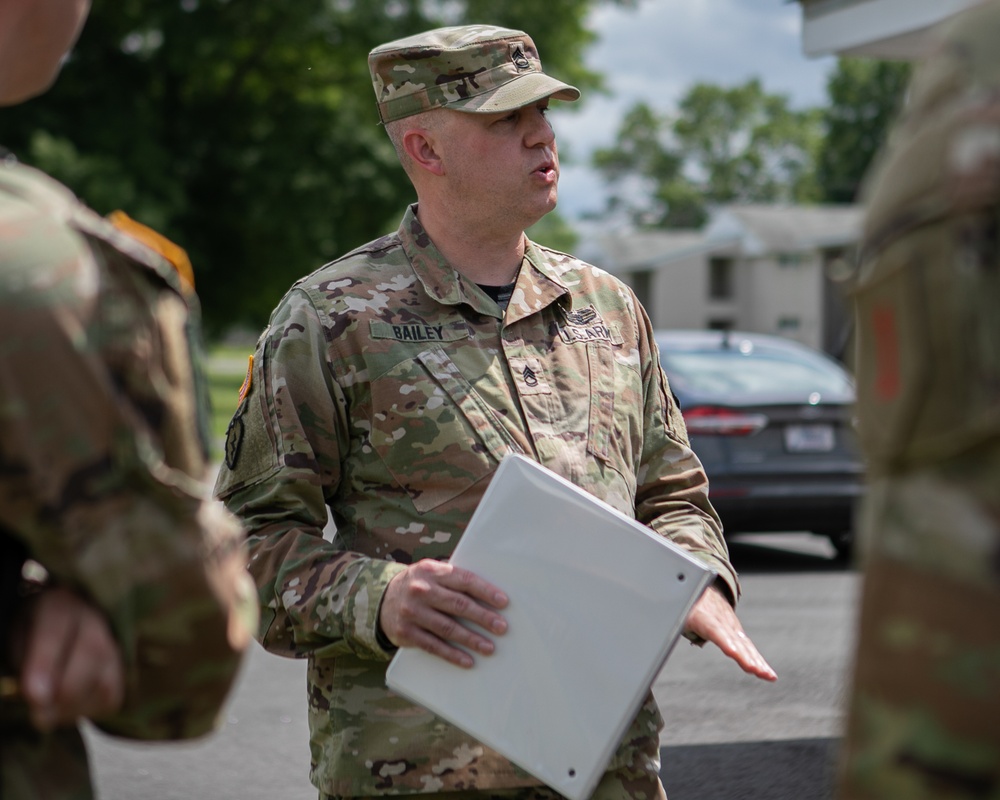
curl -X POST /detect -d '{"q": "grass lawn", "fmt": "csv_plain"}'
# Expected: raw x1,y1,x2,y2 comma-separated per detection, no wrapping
205,344,254,459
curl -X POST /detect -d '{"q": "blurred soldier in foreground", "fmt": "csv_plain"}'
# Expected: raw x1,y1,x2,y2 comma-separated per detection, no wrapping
217,24,775,800
841,1,1000,797
0,1,256,797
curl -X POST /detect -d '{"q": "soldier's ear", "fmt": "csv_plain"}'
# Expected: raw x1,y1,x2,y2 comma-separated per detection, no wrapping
403,127,445,177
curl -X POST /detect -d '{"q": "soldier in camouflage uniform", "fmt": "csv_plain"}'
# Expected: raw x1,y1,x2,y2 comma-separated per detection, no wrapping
839,2,1000,797
216,25,776,800
0,2,257,797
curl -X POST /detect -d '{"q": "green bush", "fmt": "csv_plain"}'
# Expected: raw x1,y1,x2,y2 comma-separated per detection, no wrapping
205,345,254,460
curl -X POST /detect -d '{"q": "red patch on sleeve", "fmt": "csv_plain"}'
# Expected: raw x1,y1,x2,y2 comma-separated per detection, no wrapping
872,305,900,401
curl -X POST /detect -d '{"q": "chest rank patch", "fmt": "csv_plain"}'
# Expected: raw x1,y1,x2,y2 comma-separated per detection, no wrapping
557,305,614,345
508,356,550,395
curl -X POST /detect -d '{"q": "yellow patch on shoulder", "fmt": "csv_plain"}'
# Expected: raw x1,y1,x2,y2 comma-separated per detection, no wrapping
107,210,196,294
238,355,254,404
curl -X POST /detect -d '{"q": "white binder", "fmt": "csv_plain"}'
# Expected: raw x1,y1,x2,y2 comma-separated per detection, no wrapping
385,454,715,800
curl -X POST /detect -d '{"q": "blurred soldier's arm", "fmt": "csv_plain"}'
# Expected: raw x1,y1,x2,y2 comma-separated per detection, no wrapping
0,167,256,739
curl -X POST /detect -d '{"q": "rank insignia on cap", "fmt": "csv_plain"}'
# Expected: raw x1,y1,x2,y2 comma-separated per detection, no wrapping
237,355,254,405
511,43,531,71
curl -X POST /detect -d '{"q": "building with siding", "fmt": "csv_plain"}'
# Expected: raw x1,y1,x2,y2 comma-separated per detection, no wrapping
593,204,863,359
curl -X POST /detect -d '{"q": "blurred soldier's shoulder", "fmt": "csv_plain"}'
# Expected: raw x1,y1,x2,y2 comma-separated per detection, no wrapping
0,161,90,295
0,159,191,303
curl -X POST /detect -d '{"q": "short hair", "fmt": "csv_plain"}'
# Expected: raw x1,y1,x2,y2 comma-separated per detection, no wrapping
385,109,441,178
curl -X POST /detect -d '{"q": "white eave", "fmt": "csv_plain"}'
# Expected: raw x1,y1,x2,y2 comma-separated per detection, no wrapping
799,0,986,58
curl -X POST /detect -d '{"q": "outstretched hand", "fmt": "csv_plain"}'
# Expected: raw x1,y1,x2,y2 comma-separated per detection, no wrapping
685,583,778,682
379,559,509,669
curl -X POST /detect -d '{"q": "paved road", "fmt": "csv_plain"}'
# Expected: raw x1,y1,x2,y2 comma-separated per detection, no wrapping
656,533,859,799
85,532,859,800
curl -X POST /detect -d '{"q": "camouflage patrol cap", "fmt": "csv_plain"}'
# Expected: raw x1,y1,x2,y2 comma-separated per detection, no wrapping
369,24,581,124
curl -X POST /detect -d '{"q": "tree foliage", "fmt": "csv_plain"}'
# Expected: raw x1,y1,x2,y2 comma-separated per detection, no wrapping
1,0,626,334
592,59,912,228
593,79,822,229
817,58,912,203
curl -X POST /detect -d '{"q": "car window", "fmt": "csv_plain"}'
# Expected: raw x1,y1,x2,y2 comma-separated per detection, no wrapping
660,348,852,396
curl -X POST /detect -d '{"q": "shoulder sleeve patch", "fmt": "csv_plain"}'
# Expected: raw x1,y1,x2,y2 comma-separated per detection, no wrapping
238,355,254,404
107,210,195,295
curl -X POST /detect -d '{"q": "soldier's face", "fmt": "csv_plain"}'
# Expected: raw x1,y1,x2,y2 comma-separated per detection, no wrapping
437,100,561,232
0,0,91,106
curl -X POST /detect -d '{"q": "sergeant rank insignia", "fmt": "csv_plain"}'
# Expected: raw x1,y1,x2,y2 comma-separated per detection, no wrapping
511,43,531,71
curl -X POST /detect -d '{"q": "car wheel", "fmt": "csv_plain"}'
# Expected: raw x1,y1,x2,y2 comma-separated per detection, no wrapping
826,530,854,562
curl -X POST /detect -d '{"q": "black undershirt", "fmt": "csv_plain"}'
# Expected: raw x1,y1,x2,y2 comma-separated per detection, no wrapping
478,282,516,311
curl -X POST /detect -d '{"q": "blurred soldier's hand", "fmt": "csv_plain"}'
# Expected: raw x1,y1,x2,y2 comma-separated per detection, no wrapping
685,584,778,682
379,560,509,669
14,586,124,731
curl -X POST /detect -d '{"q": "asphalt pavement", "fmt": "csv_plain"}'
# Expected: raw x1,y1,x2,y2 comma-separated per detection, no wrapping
655,532,857,799
85,532,859,800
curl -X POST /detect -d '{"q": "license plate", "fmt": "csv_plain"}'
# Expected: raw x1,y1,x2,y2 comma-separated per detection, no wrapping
784,424,835,453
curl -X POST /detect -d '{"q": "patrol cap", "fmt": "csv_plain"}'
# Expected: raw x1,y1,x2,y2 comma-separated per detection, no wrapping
369,24,581,124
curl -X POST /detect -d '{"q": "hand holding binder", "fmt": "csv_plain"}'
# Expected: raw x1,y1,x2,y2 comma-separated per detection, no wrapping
386,454,717,800
378,556,510,669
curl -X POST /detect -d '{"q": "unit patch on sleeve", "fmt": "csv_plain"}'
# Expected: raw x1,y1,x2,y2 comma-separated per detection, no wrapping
224,415,244,470
238,354,254,404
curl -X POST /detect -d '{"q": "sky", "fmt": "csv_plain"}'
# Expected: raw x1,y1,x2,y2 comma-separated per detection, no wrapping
550,0,837,222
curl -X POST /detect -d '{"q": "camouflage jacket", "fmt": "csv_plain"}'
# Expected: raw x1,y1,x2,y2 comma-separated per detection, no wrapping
0,160,256,799
215,204,738,796
853,0,1000,474
837,6,1000,797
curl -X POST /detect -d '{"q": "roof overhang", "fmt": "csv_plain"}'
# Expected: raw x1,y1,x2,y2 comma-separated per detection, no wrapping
798,0,986,58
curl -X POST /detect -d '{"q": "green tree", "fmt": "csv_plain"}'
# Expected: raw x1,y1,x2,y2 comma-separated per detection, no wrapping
817,58,912,203
1,0,629,334
593,79,822,229
526,210,579,253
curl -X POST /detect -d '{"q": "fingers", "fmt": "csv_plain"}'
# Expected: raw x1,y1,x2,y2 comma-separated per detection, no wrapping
714,627,778,682
57,603,125,723
20,587,125,731
685,585,778,682
379,560,508,669
20,590,77,726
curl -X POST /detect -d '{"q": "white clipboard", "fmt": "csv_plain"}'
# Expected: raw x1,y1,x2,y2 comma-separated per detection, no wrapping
385,454,715,800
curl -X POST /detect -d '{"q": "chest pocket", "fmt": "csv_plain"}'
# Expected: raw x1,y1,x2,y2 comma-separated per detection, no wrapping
369,346,520,513
587,339,616,462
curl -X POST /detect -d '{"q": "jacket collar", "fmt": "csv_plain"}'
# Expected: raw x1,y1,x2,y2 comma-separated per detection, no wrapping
397,204,570,321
